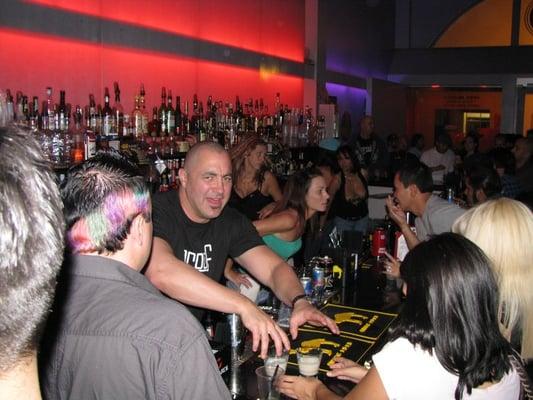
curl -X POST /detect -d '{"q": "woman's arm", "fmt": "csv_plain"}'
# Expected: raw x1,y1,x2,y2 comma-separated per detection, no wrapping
253,208,299,237
263,170,283,202
277,367,387,400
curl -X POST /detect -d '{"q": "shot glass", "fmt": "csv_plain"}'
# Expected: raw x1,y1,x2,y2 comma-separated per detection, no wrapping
296,347,323,377
255,365,284,400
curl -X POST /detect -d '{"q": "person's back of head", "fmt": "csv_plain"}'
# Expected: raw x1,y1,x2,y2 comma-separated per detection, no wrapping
398,158,434,194
452,198,533,359
61,153,150,255
464,165,502,204
0,125,64,381
389,233,514,399
492,148,516,175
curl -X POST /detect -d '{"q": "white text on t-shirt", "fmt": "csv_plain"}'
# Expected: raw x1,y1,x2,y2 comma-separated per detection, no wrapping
183,244,212,272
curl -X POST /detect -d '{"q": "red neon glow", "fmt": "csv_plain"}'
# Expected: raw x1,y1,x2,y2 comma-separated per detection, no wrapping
23,0,305,62
431,84,441,88
0,28,303,111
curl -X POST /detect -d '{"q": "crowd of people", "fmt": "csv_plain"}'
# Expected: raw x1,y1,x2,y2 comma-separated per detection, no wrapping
1,120,532,400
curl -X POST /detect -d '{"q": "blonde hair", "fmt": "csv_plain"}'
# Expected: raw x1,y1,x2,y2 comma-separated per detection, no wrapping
452,198,533,359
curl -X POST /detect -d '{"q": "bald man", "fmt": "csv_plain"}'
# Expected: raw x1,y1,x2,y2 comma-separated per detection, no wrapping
145,142,338,358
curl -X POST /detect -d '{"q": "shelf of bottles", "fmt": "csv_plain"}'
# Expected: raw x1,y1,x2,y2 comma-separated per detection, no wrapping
0,84,332,192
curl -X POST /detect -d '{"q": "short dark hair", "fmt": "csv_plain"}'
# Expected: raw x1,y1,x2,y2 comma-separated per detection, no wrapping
436,132,452,147
492,148,515,174
61,153,150,254
0,125,65,371
389,233,513,400
397,158,433,193
465,165,502,200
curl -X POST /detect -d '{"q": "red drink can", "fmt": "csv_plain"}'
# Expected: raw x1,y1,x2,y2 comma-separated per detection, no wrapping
372,228,387,257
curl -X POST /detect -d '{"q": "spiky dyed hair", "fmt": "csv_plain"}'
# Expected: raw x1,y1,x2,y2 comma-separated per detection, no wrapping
61,153,150,254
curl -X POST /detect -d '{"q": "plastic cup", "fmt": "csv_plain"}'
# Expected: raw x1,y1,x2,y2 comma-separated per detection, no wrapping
297,347,323,377
264,347,289,376
255,365,284,400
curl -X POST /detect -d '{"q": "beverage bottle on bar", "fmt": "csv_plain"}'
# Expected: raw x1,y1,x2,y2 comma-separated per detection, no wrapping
158,87,167,136
71,106,85,164
58,90,68,131
166,89,175,136
174,95,182,137
149,107,159,137
102,87,117,138
113,82,124,137
29,96,40,132
42,87,54,131
132,95,143,138
139,83,149,135
5,90,15,123
88,94,98,133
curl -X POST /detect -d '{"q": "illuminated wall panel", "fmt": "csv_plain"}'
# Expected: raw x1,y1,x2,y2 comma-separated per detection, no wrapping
434,0,512,48
1,1,305,111
326,83,367,137
24,0,304,62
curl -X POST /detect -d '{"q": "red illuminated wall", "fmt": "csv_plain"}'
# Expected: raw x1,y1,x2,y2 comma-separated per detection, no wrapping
0,0,305,111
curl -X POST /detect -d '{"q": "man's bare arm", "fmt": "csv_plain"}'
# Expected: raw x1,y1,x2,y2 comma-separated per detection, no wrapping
145,237,289,357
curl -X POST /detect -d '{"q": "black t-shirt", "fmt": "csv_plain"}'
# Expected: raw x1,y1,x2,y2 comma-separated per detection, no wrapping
152,190,264,318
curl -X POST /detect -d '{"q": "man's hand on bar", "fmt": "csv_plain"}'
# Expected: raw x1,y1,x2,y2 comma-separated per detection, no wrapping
289,299,339,339
239,301,290,359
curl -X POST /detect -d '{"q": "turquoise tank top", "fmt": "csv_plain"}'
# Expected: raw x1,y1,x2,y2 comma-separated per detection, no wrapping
262,234,302,261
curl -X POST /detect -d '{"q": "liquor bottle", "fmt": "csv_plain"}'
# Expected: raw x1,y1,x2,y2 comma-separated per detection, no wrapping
113,82,124,137
71,106,85,164
166,90,175,136
139,83,149,135
6,89,15,123
88,94,97,133
84,126,97,160
29,96,40,131
158,87,167,136
148,106,159,137
102,87,117,137
58,90,68,131
132,95,143,138
42,87,54,130
174,96,183,136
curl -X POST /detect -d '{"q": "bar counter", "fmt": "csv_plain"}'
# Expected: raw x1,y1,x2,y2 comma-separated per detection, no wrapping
222,254,403,399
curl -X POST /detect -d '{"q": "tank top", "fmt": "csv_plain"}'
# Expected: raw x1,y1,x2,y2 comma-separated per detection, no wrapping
262,234,302,261
328,172,369,220
228,189,272,221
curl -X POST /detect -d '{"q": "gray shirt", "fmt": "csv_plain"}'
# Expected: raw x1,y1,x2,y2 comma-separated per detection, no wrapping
41,255,231,400
415,195,466,242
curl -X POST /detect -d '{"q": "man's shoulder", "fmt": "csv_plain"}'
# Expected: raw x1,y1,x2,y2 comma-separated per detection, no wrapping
424,196,465,231
63,274,205,346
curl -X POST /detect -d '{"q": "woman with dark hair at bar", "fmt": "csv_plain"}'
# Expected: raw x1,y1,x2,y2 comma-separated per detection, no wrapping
225,168,329,288
278,233,521,399
325,145,369,237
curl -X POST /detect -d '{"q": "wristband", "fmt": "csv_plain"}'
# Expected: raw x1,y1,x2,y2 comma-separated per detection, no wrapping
291,294,309,308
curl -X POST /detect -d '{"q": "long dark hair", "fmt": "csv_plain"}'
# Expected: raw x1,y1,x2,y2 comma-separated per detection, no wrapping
275,167,323,235
388,233,513,399
336,145,361,174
